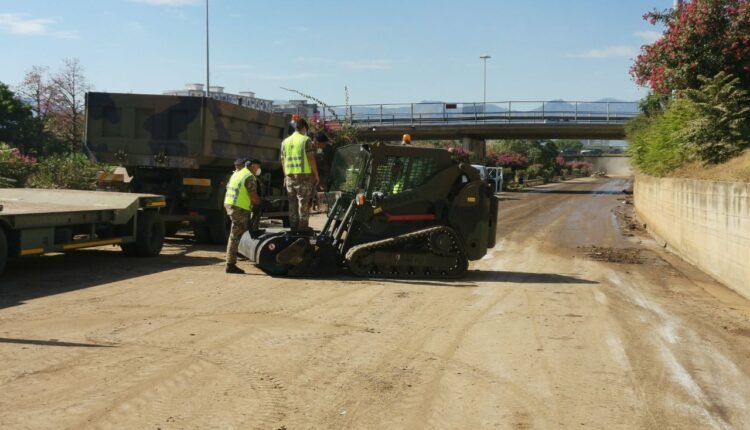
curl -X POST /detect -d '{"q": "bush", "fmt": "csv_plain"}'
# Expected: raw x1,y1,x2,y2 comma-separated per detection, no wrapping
26,152,110,190
682,72,750,164
627,97,697,176
525,163,544,179
0,142,37,187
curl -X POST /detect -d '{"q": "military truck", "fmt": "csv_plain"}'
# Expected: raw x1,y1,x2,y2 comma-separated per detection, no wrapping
85,92,289,244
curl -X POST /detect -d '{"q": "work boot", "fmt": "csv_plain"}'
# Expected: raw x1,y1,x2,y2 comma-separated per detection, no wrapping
225,264,245,274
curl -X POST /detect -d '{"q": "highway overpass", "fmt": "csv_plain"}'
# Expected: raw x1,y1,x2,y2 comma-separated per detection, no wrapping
321,100,638,145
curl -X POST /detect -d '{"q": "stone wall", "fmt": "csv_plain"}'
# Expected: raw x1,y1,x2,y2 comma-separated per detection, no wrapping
635,175,750,298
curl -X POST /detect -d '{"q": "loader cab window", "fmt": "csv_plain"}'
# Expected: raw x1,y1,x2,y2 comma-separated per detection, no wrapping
371,156,439,195
328,144,367,194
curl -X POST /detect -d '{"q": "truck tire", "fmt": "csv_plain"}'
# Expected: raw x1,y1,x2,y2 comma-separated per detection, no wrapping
164,221,181,237
192,223,212,243
208,212,231,244
0,228,7,275
122,210,165,257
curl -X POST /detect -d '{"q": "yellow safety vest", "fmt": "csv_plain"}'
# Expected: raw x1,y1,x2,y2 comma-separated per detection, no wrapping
282,131,311,175
392,177,404,194
224,167,253,210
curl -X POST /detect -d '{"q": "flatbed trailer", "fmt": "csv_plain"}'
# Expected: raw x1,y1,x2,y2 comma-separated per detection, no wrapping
0,188,166,274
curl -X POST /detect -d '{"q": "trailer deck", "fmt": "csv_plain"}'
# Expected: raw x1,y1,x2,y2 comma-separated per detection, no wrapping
0,188,166,273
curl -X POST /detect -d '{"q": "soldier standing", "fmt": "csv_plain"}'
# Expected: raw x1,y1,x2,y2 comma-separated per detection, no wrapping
281,119,319,232
245,158,264,237
224,158,260,274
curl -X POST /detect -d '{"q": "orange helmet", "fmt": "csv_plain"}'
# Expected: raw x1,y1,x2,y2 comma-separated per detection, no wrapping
402,133,412,142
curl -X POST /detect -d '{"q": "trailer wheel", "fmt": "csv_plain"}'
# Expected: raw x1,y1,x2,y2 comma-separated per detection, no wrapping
122,210,164,257
0,228,7,274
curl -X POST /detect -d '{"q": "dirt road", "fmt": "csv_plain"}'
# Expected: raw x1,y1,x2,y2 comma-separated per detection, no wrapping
2,177,750,429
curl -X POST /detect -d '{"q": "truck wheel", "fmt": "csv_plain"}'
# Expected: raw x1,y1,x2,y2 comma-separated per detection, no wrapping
164,221,181,237
122,210,164,257
208,212,231,245
192,223,211,243
0,228,7,275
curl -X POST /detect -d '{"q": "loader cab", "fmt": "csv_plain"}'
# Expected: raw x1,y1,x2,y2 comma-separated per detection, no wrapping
327,143,454,198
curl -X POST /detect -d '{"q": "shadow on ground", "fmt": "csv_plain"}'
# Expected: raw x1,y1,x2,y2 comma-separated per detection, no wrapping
0,236,222,310
0,337,114,348
464,270,598,284
317,270,597,288
524,189,628,195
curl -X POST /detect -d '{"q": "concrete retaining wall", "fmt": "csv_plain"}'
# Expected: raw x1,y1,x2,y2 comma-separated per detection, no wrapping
635,175,750,299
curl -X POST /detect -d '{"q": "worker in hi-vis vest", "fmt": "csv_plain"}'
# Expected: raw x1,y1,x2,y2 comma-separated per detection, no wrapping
280,118,319,232
391,159,405,194
224,158,261,274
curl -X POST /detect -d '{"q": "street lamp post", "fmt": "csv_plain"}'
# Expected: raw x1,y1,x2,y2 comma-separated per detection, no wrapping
205,0,210,98
479,55,491,116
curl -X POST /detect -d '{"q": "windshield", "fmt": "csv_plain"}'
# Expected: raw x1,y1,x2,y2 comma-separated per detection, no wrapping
328,144,367,193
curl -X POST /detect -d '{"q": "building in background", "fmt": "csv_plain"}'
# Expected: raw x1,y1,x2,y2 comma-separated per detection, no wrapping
272,99,319,120
163,83,275,112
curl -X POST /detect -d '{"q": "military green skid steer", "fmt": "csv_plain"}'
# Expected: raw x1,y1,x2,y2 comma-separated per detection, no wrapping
239,142,498,279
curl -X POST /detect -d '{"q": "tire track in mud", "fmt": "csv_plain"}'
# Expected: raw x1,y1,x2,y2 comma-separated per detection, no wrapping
80,322,293,429
402,286,554,430
606,271,739,429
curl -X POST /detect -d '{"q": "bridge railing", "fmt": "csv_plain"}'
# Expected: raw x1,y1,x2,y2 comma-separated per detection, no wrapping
320,101,639,126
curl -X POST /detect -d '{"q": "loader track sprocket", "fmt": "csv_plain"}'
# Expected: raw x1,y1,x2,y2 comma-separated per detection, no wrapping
345,226,469,279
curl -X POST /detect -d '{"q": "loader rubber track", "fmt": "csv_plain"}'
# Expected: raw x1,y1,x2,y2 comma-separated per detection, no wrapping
345,226,469,279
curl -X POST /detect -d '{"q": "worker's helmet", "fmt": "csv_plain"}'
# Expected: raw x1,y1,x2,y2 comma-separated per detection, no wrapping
402,134,412,143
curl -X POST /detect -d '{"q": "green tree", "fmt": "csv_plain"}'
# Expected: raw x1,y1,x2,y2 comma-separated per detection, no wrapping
0,82,36,152
555,139,583,152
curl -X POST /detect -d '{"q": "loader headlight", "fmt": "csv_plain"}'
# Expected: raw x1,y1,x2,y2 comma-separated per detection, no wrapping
356,193,365,206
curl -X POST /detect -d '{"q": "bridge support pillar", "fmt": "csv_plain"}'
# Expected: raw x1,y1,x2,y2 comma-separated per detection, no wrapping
462,137,486,163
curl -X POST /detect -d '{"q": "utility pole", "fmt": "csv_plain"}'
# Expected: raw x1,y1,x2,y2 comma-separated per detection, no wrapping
205,0,210,98
480,55,491,114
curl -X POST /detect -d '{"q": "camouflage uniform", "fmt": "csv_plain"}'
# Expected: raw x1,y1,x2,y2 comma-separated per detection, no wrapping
284,175,314,230
225,175,257,265
281,134,315,230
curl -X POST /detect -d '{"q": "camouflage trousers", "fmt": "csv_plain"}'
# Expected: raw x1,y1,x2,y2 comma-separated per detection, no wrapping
225,205,250,266
285,175,314,231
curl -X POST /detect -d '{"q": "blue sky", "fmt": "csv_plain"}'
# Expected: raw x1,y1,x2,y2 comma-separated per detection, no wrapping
0,0,671,105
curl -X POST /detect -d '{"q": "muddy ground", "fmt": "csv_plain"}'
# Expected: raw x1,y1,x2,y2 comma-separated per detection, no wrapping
2,177,750,429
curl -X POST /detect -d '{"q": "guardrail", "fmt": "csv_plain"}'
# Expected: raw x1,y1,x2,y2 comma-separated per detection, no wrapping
321,101,639,127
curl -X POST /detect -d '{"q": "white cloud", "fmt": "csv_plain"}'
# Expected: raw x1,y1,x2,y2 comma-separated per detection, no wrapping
0,13,77,38
634,30,662,43
129,0,202,5
568,46,638,59
256,73,320,81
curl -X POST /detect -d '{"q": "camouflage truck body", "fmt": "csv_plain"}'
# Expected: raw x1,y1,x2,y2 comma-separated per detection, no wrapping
85,92,289,243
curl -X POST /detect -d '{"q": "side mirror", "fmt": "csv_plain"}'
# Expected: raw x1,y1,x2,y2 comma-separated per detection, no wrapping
371,191,384,207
